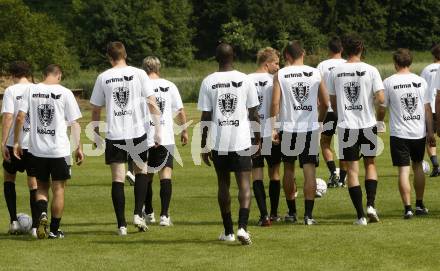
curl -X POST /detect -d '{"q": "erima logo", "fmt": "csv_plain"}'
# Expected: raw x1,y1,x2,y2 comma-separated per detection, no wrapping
328,67,335,71
154,87,169,92
393,84,411,90
32,93,49,98
303,71,313,77
16,96,22,100
259,81,268,87
212,82,231,89
123,75,134,81
51,93,61,99
105,78,124,84
218,119,240,127
231,81,243,88
284,73,302,78
356,71,366,76
412,82,422,88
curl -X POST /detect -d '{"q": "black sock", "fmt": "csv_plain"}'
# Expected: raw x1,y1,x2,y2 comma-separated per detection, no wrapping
348,186,365,219
252,180,268,217
416,200,424,209
144,180,153,214
36,199,48,221
404,205,412,213
326,160,337,174
160,179,172,217
4,182,17,222
111,182,126,228
238,208,250,231
339,170,347,184
269,180,280,216
29,189,38,228
304,200,315,218
430,155,439,167
365,179,377,207
286,199,296,216
50,217,61,233
221,212,233,235
134,174,148,216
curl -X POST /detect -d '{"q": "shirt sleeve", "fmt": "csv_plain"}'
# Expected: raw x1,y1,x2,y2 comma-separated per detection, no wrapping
382,80,389,107
65,90,82,123
422,79,431,105
171,84,184,112
433,69,440,92
1,88,14,114
140,70,154,98
246,78,260,108
372,67,384,93
197,79,212,111
17,88,30,113
90,75,106,107
327,71,336,95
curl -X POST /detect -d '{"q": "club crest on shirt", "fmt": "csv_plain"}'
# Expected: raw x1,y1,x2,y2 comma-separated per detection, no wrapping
344,82,360,104
218,93,237,118
156,97,165,114
292,82,310,105
37,104,54,127
400,93,418,115
113,87,130,109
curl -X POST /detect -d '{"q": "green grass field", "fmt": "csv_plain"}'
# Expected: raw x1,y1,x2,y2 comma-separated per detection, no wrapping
1,102,440,271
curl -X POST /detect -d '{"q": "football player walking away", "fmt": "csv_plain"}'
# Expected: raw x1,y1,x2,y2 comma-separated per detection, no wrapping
90,42,161,235
271,40,329,225
378,49,433,219
317,37,348,188
198,43,260,245
1,61,38,236
248,47,281,226
327,34,385,225
141,56,188,226
420,44,440,177
13,64,84,239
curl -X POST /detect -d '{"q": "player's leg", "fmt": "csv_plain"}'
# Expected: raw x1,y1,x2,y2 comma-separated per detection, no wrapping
126,160,135,185
110,162,128,234
283,161,297,222
217,169,233,238
411,137,428,215
398,166,412,218
132,160,149,232
234,169,252,245
252,156,270,226
301,131,319,225
363,157,379,222
35,179,50,239
428,113,439,177
158,166,173,226
48,180,65,238
27,176,38,236
338,160,348,187
143,173,155,223
3,169,18,234
267,142,281,221
321,134,338,187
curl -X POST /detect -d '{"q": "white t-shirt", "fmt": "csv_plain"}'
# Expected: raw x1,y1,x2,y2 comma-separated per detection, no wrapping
277,65,321,132
18,83,82,158
1,83,32,149
420,63,440,113
317,58,346,113
328,62,384,129
145,78,183,147
90,66,154,140
197,70,259,152
248,72,273,137
383,73,429,139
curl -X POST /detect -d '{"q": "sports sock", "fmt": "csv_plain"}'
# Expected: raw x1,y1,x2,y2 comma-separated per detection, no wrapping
286,199,297,216
348,186,365,219
404,205,412,213
416,200,424,209
269,180,280,216
134,174,148,216
221,212,233,235
160,179,172,217
304,200,315,218
29,189,38,228
36,199,48,218
430,155,439,167
4,182,17,222
238,208,250,231
144,180,153,214
111,182,126,228
365,179,377,207
339,170,347,184
326,160,337,174
252,180,268,217
50,217,61,233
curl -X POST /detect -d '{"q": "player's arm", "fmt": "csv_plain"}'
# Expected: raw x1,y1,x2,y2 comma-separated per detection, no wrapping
1,113,13,161
13,111,26,159
70,120,84,165
436,89,440,136
175,108,188,146
374,90,385,106
426,104,436,147
270,72,281,143
91,105,103,148
248,106,261,156
317,80,329,123
330,95,337,114
147,95,162,146
200,111,212,166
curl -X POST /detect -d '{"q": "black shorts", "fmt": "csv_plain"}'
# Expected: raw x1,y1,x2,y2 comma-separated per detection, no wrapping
279,131,319,168
390,136,426,167
338,126,378,161
148,145,174,170
252,137,282,168
105,134,148,165
211,149,252,172
32,156,71,182
3,147,36,177
322,111,338,137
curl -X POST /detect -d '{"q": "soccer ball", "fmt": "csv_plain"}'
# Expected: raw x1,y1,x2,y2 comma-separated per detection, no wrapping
316,178,327,198
422,160,430,174
17,213,32,233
